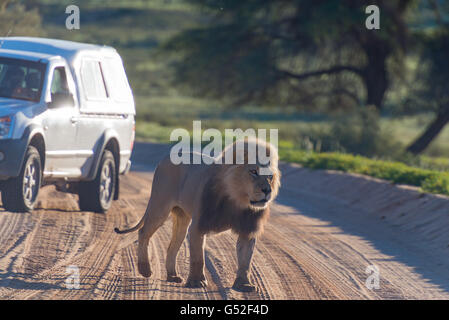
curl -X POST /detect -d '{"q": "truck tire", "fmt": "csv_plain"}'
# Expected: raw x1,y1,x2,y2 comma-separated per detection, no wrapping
78,150,116,213
2,146,42,213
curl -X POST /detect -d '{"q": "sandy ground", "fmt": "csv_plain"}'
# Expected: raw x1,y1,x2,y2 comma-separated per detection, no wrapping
0,142,449,300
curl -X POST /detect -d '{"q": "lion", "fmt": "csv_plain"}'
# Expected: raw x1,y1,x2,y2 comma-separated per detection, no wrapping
114,138,281,292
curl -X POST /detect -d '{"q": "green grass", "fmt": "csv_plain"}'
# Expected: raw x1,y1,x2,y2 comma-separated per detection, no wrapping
379,115,449,158
279,142,449,196
134,103,449,162
134,122,449,196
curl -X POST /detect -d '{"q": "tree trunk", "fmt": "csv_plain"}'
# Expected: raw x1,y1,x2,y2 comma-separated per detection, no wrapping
363,51,389,111
358,32,391,111
406,109,449,155
364,70,388,110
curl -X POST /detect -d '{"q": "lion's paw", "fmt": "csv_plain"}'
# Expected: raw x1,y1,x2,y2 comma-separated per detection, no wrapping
138,263,152,278
167,275,184,283
185,278,208,288
232,278,256,292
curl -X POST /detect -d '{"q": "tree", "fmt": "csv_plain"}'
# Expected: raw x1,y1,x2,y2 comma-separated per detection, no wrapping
163,0,414,111
0,0,43,38
406,31,449,154
406,1,449,155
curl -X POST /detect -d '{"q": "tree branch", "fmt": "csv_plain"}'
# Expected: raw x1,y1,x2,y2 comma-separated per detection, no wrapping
278,65,363,81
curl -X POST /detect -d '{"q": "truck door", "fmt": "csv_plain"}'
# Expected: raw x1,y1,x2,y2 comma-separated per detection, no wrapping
42,64,81,178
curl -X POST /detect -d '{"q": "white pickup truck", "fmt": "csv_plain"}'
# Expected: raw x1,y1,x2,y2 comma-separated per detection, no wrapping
0,37,136,213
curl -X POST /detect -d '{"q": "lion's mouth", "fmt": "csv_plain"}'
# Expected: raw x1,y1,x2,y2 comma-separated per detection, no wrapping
250,199,268,205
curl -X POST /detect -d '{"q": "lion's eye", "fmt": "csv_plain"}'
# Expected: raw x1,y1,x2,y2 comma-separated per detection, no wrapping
250,169,258,176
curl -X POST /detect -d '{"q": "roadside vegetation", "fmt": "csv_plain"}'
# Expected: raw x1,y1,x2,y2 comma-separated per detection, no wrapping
279,141,449,196
8,0,449,196
134,118,449,196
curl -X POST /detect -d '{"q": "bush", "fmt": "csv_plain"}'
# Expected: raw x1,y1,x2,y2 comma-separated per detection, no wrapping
422,174,449,195
329,107,402,157
278,147,449,196
284,108,403,158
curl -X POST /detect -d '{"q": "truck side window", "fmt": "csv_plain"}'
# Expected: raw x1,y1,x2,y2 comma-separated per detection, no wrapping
51,67,69,95
102,57,132,102
81,60,108,101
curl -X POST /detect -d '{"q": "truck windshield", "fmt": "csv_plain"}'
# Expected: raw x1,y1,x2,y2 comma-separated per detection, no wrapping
0,57,46,102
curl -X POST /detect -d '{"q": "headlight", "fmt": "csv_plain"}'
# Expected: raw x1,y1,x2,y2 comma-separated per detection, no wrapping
0,116,13,139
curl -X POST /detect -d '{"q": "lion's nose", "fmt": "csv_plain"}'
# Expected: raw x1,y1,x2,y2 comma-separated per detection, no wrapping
261,187,271,196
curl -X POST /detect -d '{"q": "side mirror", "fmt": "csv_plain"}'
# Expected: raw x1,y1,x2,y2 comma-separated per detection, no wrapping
48,92,75,108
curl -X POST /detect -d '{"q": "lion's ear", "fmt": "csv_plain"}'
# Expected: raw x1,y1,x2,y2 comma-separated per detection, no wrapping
270,168,281,197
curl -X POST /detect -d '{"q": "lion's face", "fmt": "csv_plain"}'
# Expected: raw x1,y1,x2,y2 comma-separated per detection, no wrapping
246,163,278,209
222,161,281,211
219,138,281,211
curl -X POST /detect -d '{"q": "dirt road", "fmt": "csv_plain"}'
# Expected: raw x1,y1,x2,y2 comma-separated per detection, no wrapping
1,142,449,300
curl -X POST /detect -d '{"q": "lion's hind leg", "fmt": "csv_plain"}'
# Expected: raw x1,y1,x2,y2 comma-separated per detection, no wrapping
137,197,173,278
166,206,191,283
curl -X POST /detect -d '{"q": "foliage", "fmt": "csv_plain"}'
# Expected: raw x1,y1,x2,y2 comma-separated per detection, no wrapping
328,107,402,157
412,27,449,111
162,0,416,110
25,1,449,174
279,146,449,196
0,0,43,37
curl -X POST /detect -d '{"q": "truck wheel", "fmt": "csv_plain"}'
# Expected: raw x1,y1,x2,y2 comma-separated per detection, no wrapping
2,146,42,213
78,150,116,213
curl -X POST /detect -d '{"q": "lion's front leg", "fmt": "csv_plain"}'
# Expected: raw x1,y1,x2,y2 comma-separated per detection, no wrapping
232,235,256,292
185,227,208,288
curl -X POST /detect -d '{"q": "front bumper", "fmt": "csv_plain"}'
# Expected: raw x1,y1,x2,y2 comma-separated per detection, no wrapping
0,136,28,179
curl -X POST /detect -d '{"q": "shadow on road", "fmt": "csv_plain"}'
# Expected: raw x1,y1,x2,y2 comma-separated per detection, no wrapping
277,181,449,297
130,142,172,173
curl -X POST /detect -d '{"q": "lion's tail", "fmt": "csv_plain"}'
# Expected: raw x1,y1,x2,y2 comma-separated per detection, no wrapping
114,215,145,234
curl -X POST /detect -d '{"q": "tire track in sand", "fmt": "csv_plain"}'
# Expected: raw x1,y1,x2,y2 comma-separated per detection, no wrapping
1,143,449,299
